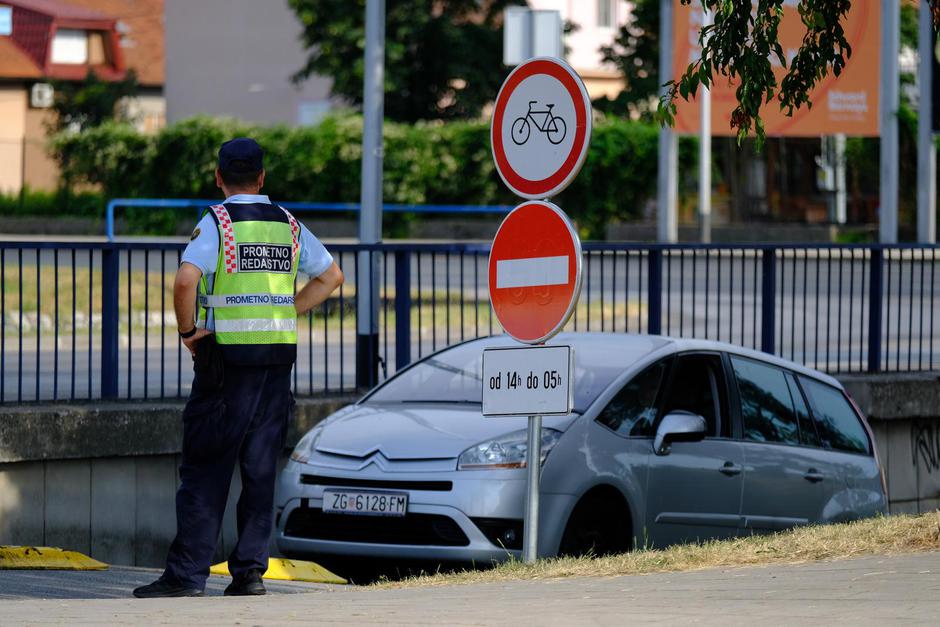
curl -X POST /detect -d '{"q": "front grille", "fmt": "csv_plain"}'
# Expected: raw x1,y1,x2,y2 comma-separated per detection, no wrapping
300,474,453,492
284,508,470,547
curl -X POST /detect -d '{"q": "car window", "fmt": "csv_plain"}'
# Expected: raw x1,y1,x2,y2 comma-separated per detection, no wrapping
786,373,820,448
595,359,668,437
661,354,728,438
799,377,871,455
731,357,801,445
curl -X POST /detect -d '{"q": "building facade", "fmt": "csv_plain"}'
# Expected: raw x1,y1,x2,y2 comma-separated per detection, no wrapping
164,0,332,126
527,0,630,99
0,0,164,193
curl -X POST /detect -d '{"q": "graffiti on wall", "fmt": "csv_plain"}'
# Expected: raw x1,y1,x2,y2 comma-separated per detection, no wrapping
911,420,940,474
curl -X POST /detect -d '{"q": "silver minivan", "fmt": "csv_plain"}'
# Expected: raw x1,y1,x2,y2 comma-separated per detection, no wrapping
275,333,887,561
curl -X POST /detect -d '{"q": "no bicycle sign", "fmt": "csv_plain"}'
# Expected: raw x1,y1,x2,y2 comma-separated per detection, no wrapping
490,57,592,200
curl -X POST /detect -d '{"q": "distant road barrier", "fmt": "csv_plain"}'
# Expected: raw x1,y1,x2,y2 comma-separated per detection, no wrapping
105,198,515,241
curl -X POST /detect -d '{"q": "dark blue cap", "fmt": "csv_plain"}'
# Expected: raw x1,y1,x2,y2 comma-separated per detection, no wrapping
218,137,264,173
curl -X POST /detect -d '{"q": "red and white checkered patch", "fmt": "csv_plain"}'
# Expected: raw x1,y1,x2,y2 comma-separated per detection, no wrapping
210,204,238,273
280,207,300,267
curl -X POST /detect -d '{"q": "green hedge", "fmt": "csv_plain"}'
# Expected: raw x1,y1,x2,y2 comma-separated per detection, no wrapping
0,187,104,218
51,115,696,238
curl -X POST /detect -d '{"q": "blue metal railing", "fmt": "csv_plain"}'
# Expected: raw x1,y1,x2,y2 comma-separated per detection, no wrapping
0,240,937,403
105,199,514,241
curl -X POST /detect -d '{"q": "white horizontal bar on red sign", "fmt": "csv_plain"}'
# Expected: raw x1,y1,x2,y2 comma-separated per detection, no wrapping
496,255,569,289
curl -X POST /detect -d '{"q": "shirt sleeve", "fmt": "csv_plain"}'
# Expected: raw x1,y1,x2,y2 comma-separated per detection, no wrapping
297,223,334,277
180,214,219,276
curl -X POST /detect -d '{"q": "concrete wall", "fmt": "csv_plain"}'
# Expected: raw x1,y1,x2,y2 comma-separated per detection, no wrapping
164,0,332,126
0,374,937,567
0,397,354,567
842,373,940,514
23,105,58,191
0,86,26,193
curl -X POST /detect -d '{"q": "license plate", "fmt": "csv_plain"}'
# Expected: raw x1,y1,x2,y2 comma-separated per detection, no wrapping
322,490,408,517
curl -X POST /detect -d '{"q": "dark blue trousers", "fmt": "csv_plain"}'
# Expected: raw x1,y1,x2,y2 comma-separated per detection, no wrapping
162,355,293,590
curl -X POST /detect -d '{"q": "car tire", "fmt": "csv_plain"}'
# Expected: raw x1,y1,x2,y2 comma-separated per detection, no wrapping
558,488,632,557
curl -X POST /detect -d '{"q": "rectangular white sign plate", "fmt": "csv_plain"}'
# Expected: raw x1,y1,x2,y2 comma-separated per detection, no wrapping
482,345,572,416
496,255,568,289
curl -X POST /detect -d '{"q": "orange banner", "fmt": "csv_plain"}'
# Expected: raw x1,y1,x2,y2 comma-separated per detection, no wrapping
672,2,880,137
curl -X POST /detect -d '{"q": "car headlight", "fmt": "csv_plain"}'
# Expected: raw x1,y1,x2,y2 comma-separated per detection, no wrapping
290,427,323,463
457,428,562,470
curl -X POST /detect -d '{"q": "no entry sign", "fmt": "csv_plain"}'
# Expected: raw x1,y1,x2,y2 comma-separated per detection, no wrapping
488,201,582,344
491,57,592,199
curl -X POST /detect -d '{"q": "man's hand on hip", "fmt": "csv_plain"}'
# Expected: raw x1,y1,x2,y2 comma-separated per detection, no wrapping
182,328,214,357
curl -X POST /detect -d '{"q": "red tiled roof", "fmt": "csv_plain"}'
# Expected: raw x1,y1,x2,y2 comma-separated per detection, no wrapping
4,0,110,21
56,0,164,86
0,37,43,78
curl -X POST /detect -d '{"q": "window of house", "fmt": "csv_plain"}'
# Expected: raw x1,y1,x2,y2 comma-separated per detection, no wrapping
597,0,614,28
0,7,12,36
51,29,88,64
87,31,109,65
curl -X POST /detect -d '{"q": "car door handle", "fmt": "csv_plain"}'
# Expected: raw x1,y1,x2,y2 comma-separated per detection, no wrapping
719,461,742,476
803,469,825,483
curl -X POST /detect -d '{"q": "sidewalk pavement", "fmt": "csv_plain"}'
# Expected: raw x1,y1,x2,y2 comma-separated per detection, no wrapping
2,552,939,625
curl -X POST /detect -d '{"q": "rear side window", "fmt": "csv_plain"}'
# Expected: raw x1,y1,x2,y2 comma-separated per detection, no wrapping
799,377,871,455
786,373,820,448
595,359,668,437
731,356,800,445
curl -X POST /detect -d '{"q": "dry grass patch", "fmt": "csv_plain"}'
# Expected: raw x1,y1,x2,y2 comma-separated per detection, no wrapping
379,512,940,589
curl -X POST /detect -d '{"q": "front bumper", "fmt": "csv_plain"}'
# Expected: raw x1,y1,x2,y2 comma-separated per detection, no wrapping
274,460,572,563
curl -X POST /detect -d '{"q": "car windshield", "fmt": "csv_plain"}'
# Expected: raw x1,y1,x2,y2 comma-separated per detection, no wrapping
364,334,666,413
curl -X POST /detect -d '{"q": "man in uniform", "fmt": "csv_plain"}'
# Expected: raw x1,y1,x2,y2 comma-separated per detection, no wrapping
134,138,344,598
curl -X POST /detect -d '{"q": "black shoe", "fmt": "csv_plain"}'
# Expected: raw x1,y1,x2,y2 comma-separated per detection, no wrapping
224,570,266,596
133,579,204,598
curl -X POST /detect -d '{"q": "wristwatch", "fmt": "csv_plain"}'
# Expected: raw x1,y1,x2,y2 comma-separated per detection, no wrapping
179,326,197,339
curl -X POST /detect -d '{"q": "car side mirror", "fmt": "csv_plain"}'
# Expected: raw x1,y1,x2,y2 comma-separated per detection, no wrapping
653,411,708,456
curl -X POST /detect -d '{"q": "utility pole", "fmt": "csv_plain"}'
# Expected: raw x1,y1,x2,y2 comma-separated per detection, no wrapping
657,0,678,242
698,8,712,243
918,0,937,243
880,0,899,243
357,0,385,388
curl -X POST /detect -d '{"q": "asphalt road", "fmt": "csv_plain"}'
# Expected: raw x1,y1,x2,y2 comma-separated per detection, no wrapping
1,552,938,625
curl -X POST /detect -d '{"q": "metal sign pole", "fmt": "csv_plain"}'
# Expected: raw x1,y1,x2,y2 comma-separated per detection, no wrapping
356,0,385,387
523,413,542,563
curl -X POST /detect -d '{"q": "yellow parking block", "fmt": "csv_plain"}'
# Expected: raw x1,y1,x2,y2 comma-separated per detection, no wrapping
0,545,108,570
210,558,346,585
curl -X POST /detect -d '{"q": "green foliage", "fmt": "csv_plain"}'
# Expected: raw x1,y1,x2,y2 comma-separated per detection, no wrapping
596,0,660,118
50,70,139,132
658,0,854,147
50,114,702,238
0,187,103,218
287,0,523,122
53,120,152,196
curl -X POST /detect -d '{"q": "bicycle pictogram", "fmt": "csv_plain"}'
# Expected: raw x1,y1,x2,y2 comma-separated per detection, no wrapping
511,101,567,146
